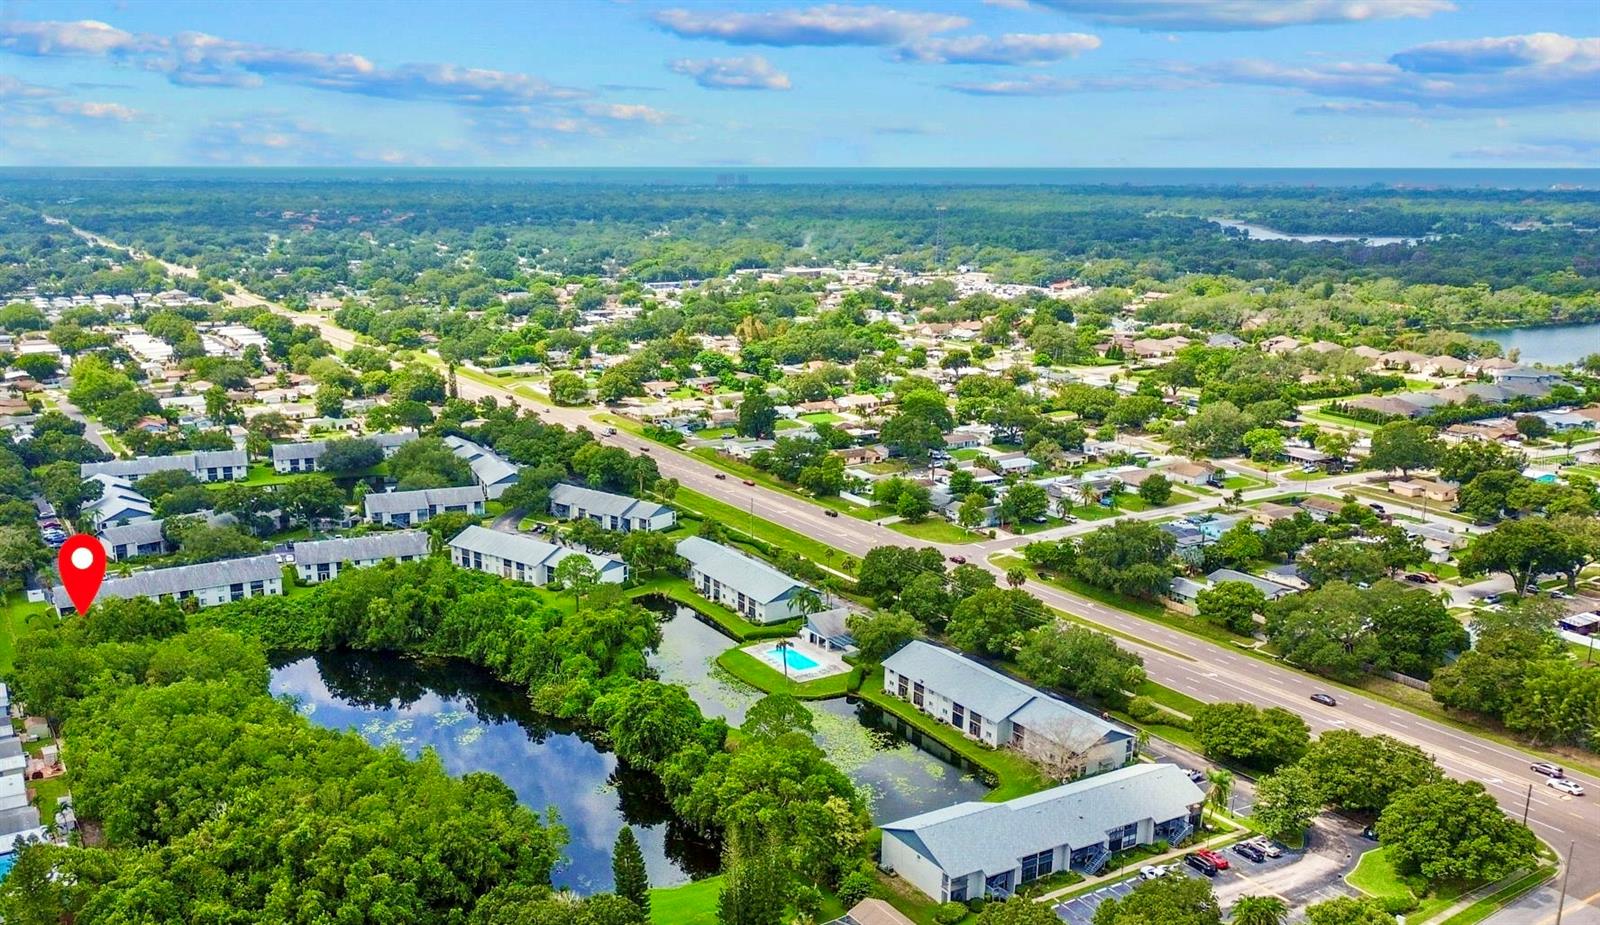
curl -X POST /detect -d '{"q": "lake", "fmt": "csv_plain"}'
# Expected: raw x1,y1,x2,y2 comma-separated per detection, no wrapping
1478,321,1600,367
648,603,990,822
1211,218,1426,246
270,652,719,894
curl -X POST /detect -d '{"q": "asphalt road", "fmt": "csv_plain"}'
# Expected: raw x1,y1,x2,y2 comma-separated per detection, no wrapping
66,222,1600,914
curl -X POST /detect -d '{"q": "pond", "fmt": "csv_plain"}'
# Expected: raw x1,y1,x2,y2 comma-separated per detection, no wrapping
269,651,719,894
1477,320,1600,367
1211,218,1426,246
647,602,990,822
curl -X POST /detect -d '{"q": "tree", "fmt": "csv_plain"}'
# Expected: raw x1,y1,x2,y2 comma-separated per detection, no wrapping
1367,422,1439,476
894,483,932,522
1192,702,1309,771
717,835,786,925
1431,601,1565,719
1021,539,1076,573
588,681,705,771
1458,517,1572,596
998,481,1049,527
612,827,649,915
846,611,920,662
1073,521,1175,600
958,493,989,530
0,527,49,594
1173,400,1252,458
1377,780,1538,883
1230,896,1289,925
1137,473,1172,506
742,694,815,741
549,371,590,406
37,461,101,521
280,475,346,528
975,900,1062,925
880,411,944,465
1295,730,1442,814
1017,623,1145,707
1091,872,1222,925
1206,767,1233,815
619,531,682,577
1251,765,1321,840
1303,898,1397,925
1297,539,1387,588
736,388,778,439
1243,428,1285,462
1213,523,1265,567
554,555,602,610
1196,581,1267,635
947,588,1043,657
245,411,295,459
319,437,384,473
1005,566,1028,589
1515,414,1551,439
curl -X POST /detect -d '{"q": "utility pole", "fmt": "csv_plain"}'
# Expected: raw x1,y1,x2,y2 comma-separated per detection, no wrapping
1522,783,1533,825
1554,839,1576,925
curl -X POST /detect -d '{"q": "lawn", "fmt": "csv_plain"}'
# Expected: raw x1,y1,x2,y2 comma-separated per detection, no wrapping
715,648,857,699
1439,866,1557,925
671,486,858,576
799,412,845,425
857,666,1051,802
628,576,799,642
0,592,53,675
890,518,981,543
1347,847,1468,922
30,774,70,827
650,876,722,925
1221,474,1269,491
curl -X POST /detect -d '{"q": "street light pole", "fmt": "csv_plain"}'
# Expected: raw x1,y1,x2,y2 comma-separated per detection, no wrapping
1554,839,1576,925
1523,783,1533,826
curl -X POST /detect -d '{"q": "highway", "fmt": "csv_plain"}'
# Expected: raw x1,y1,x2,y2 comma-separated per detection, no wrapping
64,222,1600,918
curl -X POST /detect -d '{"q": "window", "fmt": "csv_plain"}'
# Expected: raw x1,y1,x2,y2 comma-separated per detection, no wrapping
968,712,982,737
250,580,264,594
912,681,924,708
1020,849,1054,883
948,878,967,903
896,675,909,698
1011,723,1027,748
951,704,965,730
1106,823,1138,852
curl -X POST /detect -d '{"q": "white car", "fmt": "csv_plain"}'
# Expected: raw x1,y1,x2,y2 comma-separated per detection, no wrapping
1548,779,1585,797
1139,865,1170,880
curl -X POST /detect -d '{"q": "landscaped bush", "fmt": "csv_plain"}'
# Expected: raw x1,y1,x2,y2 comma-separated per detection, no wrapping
1128,696,1161,724
1381,894,1420,915
934,901,969,924
837,870,875,907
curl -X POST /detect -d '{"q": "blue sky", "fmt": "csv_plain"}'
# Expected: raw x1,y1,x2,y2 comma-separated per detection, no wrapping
1,0,1596,167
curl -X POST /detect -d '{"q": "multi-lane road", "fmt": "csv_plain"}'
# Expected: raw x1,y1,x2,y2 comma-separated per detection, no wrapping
63,222,1600,921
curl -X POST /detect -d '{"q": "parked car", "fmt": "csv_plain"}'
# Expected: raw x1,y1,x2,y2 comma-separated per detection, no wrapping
948,555,967,564
1194,848,1230,870
1184,854,1219,877
1184,768,1206,785
1310,693,1338,707
1138,865,1164,880
1548,779,1585,796
1361,826,1379,841
1367,503,1385,513
1233,842,1266,863
1531,762,1565,779
1250,837,1282,858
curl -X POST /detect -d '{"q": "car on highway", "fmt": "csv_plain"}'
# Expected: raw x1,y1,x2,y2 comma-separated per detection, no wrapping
1233,842,1266,863
742,479,755,486
1531,762,1565,778
1310,693,1338,707
1548,779,1585,797
602,427,617,436
825,509,839,518
1184,854,1219,877
714,473,727,480
1194,848,1229,870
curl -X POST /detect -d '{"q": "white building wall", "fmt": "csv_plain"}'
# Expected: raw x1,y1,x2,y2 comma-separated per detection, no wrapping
881,833,949,903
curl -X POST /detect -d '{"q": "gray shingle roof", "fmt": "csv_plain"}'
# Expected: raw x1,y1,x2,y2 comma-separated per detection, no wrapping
294,531,430,566
97,519,167,548
448,525,624,575
881,764,1204,877
443,435,519,486
676,535,805,604
52,554,282,609
1205,568,1298,600
80,449,246,480
882,641,1127,749
271,432,416,463
549,483,671,521
363,485,484,515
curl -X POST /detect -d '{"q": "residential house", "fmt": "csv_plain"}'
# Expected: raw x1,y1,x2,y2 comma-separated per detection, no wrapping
293,531,431,583
80,449,248,483
52,554,283,613
1298,495,1348,520
1168,576,1210,607
1205,568,1298,601
442,435,520,499
838,445,888,466
826,900,916,925
676,535,812,624
1158,460,1220,487
1422,356,1468,377
81,475,154,530
364,485,486,526
548,483,676,532
800,607,857,654
1251,502,1300,525
943,430,985,450
1377,350,1430,371
271,432,416,473
879,764,1205,902
448,525,626,586
882,641,1135,778
97,519,170,561
1389,478,1459,505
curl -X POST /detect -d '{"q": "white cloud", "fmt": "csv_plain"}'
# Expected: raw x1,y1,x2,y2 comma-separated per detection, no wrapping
653,5,967,47
894,32,1100,65
0,19,150,56
945,72,1196,95
669,56,793,90
1030,0,1455,31
1390,32,1600,74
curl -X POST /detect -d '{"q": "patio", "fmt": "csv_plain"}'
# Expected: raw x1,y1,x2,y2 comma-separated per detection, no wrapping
740,635,851,682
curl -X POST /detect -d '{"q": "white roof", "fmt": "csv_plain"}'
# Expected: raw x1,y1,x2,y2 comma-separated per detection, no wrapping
675,535,805,604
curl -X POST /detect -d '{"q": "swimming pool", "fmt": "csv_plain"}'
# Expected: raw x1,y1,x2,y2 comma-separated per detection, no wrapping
766,646,820,672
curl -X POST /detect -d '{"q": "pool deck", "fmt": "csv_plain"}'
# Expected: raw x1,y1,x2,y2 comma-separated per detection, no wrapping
741,636,851,682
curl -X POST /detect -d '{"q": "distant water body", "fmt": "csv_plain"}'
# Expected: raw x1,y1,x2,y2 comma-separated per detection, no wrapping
1211,218,1427,245
4,166,1598,190
1479,321,1600,366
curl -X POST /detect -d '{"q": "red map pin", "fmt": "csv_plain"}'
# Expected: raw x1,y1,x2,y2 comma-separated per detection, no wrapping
58,534,107,614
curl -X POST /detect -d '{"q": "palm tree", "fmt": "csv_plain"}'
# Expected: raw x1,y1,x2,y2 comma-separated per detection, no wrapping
774,639,793,682
792,586,825,622
1005,566,1028,590
1229,895,1288,925
1206,768,1234,816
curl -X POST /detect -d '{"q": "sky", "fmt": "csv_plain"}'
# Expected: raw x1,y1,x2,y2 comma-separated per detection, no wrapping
0,0,1597,168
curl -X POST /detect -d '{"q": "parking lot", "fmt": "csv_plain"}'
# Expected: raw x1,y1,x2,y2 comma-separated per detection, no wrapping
1053,818,1372,923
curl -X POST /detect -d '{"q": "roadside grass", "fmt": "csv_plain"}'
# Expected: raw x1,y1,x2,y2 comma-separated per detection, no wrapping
1222,474,1269,491
1438,866,1557,925
1347,847,1468,923
857,667,1051,803
649,876,721,925
671,486,859,576
714,648,856,699
890,518,981,544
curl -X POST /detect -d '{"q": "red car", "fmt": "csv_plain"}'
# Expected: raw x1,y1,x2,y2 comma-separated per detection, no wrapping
1194,849,1230,871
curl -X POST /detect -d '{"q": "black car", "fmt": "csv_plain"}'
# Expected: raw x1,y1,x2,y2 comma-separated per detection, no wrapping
1310,693,1338,707
1361,826,1379,842
1184,854,1219,877
1233,843,1266,863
